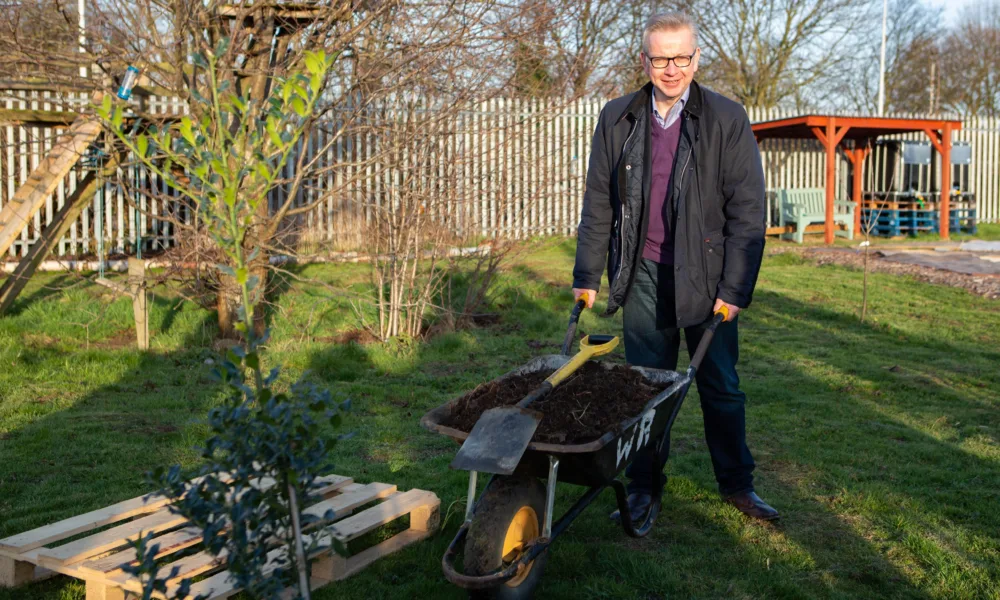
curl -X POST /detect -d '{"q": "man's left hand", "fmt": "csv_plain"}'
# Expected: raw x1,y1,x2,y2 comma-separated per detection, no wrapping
714,298,740,322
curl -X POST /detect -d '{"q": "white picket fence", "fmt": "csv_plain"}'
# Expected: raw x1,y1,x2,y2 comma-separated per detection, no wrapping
2,88,998,258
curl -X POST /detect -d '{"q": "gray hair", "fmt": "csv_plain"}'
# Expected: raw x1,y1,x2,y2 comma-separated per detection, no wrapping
642,12,698,53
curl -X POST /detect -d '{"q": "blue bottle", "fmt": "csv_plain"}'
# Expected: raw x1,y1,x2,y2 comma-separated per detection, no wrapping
117,66,140,100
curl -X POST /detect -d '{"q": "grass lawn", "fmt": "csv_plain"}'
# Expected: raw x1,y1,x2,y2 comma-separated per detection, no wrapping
1,236,998,599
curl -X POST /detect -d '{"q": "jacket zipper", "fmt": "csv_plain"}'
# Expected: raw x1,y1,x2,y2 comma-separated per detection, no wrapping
674,116,693,211
616,118,638,285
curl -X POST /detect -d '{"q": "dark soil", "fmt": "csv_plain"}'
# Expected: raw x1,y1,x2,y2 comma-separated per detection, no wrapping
444,362,667,444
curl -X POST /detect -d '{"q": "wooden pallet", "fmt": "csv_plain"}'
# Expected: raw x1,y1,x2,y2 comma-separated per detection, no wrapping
0,474,440,599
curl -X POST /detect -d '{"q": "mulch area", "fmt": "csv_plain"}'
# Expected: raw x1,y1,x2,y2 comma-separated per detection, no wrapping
776,246,1000,300
443,362,668,444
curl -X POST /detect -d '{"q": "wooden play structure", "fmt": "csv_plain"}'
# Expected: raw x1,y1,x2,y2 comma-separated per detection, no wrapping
0,473,440,599
0,1,327,341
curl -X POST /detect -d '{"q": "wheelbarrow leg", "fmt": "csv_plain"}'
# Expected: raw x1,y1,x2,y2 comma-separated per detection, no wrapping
611,479,660,538
465,470,478,522
543,456,559,538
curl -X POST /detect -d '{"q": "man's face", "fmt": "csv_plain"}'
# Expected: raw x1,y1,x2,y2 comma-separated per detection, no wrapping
641,27,699,102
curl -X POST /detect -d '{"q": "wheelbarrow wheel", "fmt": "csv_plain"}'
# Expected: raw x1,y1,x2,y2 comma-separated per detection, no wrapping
464,474,549,599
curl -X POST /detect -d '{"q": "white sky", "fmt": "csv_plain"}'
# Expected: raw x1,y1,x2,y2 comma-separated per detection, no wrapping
921,0,976,26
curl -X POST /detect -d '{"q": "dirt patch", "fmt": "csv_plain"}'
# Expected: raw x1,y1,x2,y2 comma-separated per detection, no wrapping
92,329,138,350
788,247,1000,300
443,362,668,444
327,328,380,345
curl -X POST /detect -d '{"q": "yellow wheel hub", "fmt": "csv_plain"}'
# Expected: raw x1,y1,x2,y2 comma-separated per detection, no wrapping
502,506,539,587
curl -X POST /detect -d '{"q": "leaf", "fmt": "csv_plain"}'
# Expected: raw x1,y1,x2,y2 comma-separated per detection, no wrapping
267,123,283,148
136,134,148,158
304,52,322,76
179,117,196,146
99,94,111,119
290,96,307,118
309,72,324,95
215,37,231,58
216,263,236,278
255,163,270,181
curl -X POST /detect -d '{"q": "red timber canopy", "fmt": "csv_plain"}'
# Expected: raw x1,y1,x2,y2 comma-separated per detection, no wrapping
751,115,964,243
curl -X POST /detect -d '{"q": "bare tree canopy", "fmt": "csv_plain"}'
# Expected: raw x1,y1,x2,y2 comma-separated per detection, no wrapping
670,0,873,108
938,1,1000,116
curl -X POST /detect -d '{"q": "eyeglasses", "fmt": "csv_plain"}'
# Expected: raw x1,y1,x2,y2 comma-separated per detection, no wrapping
645,51,697,69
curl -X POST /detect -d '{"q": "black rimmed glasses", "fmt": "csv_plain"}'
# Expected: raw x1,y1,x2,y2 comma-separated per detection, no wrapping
645,51,697,69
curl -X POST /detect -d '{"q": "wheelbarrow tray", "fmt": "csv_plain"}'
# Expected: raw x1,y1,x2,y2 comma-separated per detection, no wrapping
421,355,687,487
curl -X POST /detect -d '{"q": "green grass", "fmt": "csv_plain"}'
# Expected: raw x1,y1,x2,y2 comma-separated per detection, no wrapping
1,236,999,599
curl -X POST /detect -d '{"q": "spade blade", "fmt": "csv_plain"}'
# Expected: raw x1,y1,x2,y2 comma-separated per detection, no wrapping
449,406,542,475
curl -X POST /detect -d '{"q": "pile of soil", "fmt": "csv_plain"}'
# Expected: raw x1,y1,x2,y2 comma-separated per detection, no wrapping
444,362,668,444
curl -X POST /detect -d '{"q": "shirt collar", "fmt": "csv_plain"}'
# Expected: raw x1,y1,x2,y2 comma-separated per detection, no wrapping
651,85,690,125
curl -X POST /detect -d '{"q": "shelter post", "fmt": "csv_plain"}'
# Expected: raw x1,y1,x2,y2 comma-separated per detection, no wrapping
824,120,836,244
941,123,953,240
848,145,871,236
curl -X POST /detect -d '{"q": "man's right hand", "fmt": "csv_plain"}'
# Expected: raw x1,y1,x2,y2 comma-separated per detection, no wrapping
573,288,597,309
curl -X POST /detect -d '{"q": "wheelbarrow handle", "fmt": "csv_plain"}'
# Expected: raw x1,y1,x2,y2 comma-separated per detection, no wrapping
561,299,587,355
688,307,729,374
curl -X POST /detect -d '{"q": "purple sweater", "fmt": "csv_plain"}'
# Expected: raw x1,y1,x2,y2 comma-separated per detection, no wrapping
642,115,683,264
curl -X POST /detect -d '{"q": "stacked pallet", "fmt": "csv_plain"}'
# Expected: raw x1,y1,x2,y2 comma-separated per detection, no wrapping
944,198,977,234
861,198,937,237
861,193,979,237
0,474,440,599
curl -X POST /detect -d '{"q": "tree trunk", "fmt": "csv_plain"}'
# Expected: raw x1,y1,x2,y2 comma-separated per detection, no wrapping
217,273,242,339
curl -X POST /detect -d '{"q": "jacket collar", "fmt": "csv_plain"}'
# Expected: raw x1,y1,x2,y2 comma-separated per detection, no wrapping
617,80,704,124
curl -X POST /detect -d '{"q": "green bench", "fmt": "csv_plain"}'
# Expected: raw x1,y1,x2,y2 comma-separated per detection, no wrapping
777,187,855,243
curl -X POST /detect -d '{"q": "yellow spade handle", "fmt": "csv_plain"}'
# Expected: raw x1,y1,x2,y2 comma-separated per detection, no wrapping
545,335,619,387
716,304,730,322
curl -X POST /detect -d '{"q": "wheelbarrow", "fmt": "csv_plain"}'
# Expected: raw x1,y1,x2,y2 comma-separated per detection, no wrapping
420,301,729,599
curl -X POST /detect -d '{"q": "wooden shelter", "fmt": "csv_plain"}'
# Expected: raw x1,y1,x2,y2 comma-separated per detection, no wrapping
752,115,964,243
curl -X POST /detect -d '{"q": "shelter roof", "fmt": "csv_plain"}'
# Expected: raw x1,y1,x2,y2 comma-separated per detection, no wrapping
751,114,964,142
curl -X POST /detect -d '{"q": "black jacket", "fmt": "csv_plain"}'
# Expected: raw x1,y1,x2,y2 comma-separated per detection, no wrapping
572,81,766,327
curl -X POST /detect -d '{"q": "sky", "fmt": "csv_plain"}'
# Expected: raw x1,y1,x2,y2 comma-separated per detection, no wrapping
921,0,977,26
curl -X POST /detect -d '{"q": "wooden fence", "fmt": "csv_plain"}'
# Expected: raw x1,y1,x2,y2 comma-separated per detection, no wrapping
2,88,998,258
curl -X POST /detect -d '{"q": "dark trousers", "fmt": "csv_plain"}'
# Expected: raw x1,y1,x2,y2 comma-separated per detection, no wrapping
623,258,755,497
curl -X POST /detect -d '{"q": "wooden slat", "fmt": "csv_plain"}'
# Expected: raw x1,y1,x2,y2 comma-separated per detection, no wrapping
325,529,430,582
75,526,202,578
329,490,438,544
80,475,353,580
109,481,373,595
301,482,396,524
34,508,187,568
765,223,847,235
157,487,429,600
0,470,247,557
0,491,171,555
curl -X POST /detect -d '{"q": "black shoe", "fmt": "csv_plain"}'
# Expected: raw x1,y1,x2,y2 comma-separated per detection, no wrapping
724,491,780,521
610,492,654,525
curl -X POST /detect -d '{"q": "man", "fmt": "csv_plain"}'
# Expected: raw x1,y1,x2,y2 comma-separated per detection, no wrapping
571,12,778,525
